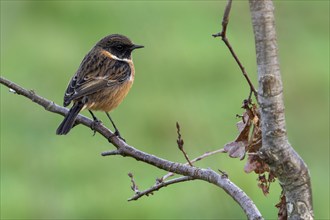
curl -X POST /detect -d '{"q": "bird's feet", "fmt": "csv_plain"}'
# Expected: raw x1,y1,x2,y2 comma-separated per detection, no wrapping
112,129,126,142
91,119,102,136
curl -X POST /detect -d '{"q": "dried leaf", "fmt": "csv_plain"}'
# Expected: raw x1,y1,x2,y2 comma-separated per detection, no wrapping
226,101,277,195
226,110,251,160
268,171,276,183
275,193,287,220
249,138,262,152
225,106,252,160
247,125,262,152
258,182,269,196
224,141,246,160
235,120,251,142
244,155,258,173
254,159,270,174
252,115,259,125
258,175,269,196
236,120,245,133
244,155,270,174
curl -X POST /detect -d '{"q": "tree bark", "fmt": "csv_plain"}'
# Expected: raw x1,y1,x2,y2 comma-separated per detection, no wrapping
248,1,313,219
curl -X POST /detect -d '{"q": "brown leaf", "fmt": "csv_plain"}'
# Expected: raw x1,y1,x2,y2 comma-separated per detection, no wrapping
224,141,246,160
258,175,269,196
236,112,250,131
227,101,278,196
252,115,259,126
228,101,278,196
246,105,262,153
268,171,276,183
275,193,287,220
244,155,258,173
244,155,270,174
248,138,262,152
247,125,262,152
235,119,251,142
258,182,269,196
254,159,270,174
259,174,267,183
225,108,252,160
236,120,245,133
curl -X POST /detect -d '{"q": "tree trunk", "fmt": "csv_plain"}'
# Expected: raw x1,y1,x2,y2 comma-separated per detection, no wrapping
249,1,313,219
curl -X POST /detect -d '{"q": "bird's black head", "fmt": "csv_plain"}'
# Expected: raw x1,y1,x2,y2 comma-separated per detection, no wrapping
96,34,144,59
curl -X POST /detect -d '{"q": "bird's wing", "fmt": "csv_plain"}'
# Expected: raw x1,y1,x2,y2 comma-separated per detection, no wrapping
63,52,131,106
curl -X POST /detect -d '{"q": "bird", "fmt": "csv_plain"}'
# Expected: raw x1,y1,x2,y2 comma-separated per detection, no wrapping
56,34,143,140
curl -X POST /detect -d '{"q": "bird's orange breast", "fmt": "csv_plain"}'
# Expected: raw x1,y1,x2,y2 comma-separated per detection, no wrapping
86,79,133,112
85,50,136,112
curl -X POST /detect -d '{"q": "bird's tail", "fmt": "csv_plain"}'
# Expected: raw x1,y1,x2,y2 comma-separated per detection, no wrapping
56,102,84,135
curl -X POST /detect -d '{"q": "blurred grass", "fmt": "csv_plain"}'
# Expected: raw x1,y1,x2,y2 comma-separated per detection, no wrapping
1,1,329,219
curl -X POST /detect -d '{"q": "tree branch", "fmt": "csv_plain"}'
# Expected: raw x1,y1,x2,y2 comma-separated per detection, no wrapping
0,76,263,219
0,76,111,138
213,0,258,100
248,1,313,219
128,176,194,201
132,148,226,201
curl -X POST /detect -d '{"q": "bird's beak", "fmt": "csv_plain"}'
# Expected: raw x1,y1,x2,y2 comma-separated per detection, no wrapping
131,44,144,50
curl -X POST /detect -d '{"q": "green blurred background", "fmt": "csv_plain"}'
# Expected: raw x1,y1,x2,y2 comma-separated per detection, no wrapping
1,1,329,219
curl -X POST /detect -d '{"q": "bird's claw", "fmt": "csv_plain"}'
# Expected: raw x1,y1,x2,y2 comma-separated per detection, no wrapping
91,119,102,136
112,129,126,142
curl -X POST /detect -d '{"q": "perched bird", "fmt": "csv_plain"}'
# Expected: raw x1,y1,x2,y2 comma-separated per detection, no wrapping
56,34,143,139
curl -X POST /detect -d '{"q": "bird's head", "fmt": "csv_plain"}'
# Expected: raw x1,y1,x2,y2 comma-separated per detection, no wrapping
97,34,144,59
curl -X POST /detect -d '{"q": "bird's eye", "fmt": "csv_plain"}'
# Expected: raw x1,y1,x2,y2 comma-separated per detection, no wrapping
116,45,124,51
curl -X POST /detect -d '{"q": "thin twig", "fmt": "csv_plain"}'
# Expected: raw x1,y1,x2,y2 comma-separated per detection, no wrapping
161,148,226,182
128,173,139,193
101,150,121,156
212,0,258,101
128,176,194,201
176,122,193,166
